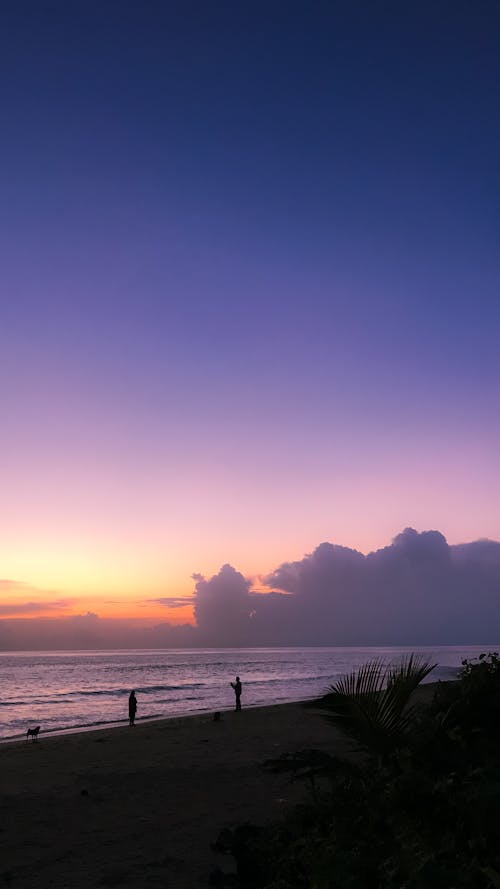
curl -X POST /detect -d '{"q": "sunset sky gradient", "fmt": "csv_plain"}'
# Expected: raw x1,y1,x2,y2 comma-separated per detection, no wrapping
1,2,499,628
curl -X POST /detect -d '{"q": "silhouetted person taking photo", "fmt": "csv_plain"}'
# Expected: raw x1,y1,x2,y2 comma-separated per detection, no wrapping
128,690,137,726
230,676,242,711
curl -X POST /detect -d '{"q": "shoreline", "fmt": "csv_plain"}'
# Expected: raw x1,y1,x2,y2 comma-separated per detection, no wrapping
0,696,318,746
0,675,452,745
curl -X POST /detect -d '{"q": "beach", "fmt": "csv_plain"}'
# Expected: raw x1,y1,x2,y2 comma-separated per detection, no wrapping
0,701,349,888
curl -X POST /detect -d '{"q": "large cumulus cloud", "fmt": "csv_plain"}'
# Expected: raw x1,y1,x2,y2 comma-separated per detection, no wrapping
185,528,500,645
191,564,292,645
260,528,500,644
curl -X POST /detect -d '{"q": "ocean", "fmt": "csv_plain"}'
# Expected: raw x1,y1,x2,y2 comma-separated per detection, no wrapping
0,645,495,740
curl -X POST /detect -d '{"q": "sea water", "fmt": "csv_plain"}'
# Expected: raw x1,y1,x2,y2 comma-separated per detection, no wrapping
0,645,495,740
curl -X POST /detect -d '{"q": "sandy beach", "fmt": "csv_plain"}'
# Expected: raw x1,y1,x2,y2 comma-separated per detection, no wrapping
0,702,350,888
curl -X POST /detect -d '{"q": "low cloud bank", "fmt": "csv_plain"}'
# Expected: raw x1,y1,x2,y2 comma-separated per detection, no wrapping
261,529,500,644
0,599,75,616
0,611,198,651
188,529,500,646
1,528,499,648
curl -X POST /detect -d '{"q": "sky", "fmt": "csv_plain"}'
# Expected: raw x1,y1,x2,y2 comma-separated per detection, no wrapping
1,1,499,642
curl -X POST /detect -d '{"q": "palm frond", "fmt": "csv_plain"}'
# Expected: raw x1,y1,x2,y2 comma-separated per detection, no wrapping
318,654,436,754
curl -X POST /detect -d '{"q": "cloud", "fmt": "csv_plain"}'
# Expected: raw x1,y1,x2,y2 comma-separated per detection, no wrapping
192,564,254,644
261,528,500,644
265,541,366,595
0,612,198,650
70,611,99,622
190,563,312,645
147,597,193,609
0,599,75,616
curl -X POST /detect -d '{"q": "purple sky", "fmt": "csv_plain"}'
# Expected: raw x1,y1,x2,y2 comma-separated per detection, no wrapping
1,2,499,633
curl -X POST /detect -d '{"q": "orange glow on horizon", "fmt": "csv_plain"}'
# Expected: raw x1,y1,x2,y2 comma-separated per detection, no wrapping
0,582,196,624
0,602,196,624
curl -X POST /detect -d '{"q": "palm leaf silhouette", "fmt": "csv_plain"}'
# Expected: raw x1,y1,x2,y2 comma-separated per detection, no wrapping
319,653,436,753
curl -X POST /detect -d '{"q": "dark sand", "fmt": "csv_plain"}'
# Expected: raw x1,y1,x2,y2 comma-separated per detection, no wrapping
0,702,350,888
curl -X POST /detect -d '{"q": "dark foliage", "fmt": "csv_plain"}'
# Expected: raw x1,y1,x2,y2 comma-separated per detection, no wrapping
210,653,500,889
317,653,436,754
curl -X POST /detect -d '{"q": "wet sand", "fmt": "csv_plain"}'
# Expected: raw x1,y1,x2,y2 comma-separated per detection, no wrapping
0,701,350,888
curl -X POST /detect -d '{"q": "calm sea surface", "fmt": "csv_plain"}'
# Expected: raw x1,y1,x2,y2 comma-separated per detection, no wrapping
0,645,495,740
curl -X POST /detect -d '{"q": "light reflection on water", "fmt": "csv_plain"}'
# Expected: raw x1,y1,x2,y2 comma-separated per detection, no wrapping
0,645,494,739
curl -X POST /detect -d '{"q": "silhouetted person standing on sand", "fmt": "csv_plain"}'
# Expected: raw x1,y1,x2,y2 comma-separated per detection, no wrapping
128,690,137,726
230,676,242,711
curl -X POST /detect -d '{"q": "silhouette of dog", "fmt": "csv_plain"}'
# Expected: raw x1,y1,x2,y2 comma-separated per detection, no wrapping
26,726,40,742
